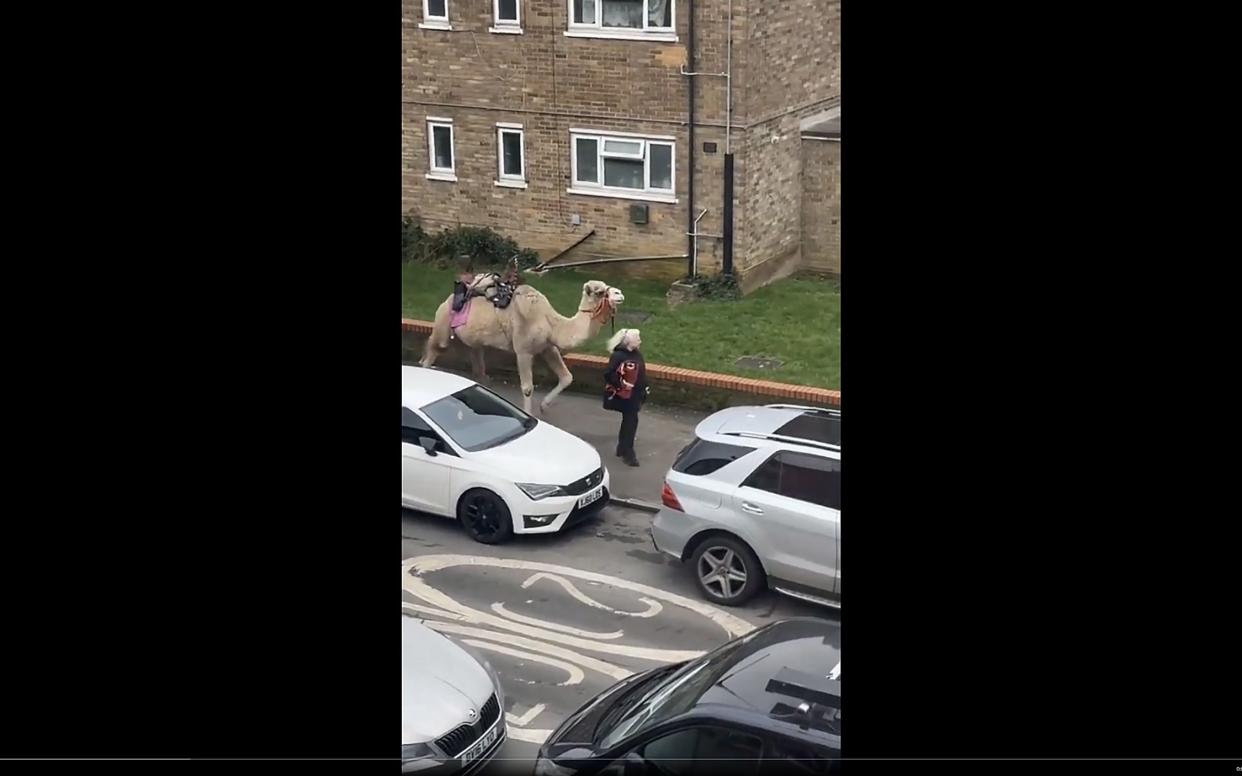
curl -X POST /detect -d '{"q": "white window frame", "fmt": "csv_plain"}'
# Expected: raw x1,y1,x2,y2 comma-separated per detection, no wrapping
490,0,522,34
495,123,527,189
426,118,457,182
420,0,451,30
568,129,676,203
566,0,677,42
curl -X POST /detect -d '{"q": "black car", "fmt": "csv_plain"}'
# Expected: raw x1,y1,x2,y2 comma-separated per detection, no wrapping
534,618,840,776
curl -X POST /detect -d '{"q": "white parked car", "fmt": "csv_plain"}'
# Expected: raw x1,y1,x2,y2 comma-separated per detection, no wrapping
402,615,506,774
402,365,611,543
651,405,840,607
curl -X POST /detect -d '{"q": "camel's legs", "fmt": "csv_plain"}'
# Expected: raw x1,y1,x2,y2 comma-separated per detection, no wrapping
468,347,489,383
539,347,573,413
420,339,441,368
515,352,536,415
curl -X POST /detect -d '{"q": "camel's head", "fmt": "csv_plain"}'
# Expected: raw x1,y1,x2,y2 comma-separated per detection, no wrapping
581,280,625,322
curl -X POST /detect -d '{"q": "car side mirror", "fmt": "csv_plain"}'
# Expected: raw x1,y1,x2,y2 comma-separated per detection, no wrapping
420,437,438,457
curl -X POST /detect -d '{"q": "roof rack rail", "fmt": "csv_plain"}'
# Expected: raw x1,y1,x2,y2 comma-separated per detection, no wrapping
720,430,841,452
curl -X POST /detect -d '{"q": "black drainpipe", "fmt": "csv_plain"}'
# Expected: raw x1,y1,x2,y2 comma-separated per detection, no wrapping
686,0,697,280
723,153,734,276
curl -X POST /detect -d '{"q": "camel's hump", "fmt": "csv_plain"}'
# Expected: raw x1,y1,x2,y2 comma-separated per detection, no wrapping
511,284,550,316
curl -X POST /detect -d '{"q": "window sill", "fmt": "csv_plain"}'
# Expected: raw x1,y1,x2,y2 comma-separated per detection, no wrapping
495,179,528,189
426,172,458,182
489,26,523,34
567,187,677,204
418,21,452,31
564,29,678,43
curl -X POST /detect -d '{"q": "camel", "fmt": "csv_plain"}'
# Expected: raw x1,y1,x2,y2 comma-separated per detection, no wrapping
420,279,625,414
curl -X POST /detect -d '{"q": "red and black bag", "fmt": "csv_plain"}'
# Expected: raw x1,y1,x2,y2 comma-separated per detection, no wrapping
604,359,639,410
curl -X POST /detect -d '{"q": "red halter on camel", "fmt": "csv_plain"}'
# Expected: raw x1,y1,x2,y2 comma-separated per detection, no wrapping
583,288,618,331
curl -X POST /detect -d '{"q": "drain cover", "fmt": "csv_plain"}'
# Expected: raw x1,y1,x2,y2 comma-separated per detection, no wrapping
735,356,784,370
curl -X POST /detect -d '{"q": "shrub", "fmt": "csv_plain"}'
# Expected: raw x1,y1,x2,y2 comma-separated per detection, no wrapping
684,273,742,301
402,219,539,270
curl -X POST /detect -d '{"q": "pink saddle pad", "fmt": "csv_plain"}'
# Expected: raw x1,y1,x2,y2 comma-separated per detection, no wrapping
450,297,472,329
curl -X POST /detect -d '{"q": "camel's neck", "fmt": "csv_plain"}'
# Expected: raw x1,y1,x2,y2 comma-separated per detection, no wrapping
549,308,602,350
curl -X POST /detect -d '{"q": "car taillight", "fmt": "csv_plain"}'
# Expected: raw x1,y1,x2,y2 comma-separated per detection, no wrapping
661,481,684,512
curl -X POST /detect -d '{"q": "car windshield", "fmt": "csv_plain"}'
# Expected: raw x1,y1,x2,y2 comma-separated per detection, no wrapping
421,385,536,452
598,637,749,749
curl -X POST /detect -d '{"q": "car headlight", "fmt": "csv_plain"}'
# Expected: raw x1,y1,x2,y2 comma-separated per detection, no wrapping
401,742,435,761
517,483,567,500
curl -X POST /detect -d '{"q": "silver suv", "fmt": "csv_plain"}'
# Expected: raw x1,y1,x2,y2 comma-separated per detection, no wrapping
650,404,840,608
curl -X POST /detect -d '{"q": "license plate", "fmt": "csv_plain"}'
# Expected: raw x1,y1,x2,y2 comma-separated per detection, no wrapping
460,723,501,766
578,487,603,509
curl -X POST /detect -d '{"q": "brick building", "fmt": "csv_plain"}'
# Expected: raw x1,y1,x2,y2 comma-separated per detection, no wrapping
401,0,840,287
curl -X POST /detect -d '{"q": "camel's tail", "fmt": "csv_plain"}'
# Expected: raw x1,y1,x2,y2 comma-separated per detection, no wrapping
421,299,454,365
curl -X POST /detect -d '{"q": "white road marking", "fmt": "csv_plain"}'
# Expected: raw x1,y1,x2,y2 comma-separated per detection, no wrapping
421,620,633,681
506,726,553,744
463,640,585,687
492,602,624,640
401,602,466,620
829,661,840,680
504,703,547,727
403,555,753,638
407,572,705,663
521,572,664,618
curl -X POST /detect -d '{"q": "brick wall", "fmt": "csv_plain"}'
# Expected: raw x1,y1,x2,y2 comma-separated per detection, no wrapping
401,0,837,288
402,0,699,271
732,0,839,288
801,136,840,276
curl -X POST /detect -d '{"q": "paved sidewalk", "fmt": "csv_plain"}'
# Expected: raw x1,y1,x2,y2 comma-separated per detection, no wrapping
461,369,708,509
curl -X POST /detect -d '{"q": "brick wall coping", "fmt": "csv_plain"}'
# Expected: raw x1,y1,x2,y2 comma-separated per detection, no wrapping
402,318,840,408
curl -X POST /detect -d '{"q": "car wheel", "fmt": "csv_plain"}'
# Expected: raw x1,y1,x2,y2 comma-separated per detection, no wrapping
458,489,515,544
691,536,763,606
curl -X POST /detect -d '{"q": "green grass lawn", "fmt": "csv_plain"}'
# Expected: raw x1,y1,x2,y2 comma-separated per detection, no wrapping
401,262,840,390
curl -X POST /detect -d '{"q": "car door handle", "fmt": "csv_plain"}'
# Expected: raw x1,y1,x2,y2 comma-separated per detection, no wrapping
741,502,764,515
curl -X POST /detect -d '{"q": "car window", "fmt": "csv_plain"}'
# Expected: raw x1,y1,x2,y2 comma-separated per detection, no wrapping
777,452,839,510
636,726,762,776
773,411,840,447
760,737,838,776
672,440,756,476
421,385,536,452
741,452,839,510
401,407,453,455
740,454,782,494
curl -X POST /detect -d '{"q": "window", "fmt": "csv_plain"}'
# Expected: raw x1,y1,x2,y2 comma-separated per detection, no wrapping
496,124,526,188
492,0,521,32
672,440,755,476
570,130,675,202
421,0,451,29
426,118,456,181
401,408,454,455
638,726,762,776
421,385,537,452
570,0,675,38
761,738,839,776
742,452,840,510
773,410,841,447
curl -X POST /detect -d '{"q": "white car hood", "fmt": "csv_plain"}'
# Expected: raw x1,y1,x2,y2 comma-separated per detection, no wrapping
401,617,495,745
470,420,602,485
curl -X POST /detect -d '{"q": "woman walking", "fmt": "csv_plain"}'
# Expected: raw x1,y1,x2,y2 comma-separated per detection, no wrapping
603,328,648,467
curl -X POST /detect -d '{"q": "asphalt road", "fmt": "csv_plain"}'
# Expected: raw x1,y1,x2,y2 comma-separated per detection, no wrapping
402,503,837,775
